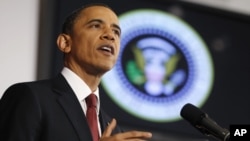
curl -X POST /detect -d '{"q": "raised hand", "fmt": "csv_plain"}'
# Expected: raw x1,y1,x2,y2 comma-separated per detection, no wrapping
100,119,152,141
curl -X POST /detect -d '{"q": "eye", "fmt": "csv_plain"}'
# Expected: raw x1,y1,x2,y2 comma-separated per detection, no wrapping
113,29,121,36
91,23,101,28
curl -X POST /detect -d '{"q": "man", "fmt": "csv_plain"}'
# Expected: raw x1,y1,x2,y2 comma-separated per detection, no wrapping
0,3,152,141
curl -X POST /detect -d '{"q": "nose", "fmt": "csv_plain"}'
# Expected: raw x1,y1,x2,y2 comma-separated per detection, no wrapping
101,28,115,41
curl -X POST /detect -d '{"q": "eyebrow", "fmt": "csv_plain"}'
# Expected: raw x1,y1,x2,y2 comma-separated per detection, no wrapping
87,19,121,33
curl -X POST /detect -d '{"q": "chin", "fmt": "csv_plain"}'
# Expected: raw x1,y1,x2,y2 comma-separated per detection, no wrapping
98,65,113,74
102,62,115,69
96,61,115,73
103,67,113,73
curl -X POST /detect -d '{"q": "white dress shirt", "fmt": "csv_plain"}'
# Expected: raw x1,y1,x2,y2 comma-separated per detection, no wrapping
61,67,101,136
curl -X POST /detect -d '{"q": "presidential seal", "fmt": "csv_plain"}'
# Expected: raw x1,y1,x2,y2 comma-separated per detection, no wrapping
101,9,214,122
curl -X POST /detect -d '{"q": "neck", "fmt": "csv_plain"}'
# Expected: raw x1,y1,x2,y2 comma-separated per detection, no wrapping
65,64,104,92
79,72,101,92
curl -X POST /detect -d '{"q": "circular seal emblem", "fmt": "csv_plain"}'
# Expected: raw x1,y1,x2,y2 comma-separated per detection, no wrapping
101,9,214,122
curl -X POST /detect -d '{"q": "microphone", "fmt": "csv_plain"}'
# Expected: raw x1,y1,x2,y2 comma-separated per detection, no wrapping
180,103,230,141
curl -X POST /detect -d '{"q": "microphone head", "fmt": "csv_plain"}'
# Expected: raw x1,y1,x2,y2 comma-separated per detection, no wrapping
180,103,230,141
180,103,206,126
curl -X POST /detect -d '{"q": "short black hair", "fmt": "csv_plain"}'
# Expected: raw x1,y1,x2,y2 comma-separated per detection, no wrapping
61,3,113,34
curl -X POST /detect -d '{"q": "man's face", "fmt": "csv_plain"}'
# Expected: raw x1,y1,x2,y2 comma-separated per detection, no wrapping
67,6,121,75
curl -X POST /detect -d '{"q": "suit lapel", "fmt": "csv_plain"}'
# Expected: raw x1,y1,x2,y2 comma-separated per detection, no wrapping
99,110,110,132
99,109,123,134
52,74,92,141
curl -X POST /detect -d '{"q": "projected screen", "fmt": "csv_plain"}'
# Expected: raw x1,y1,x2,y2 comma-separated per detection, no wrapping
54,0,250,139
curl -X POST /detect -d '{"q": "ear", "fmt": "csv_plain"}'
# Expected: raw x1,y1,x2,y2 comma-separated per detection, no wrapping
57,34,71,53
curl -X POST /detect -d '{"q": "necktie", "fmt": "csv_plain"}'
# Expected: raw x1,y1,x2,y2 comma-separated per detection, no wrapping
86,94,99,141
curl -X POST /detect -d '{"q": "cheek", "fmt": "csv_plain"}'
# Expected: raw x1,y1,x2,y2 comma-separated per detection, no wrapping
116,41,121,53
72,44,89,61
116,48,120,57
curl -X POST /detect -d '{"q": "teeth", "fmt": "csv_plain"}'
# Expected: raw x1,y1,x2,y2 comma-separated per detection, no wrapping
102,46,112,52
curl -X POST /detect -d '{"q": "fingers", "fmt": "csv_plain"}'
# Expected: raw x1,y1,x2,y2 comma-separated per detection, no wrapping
121,131,152,139
101,131,152,141
101,118,152,141
102,118,117,137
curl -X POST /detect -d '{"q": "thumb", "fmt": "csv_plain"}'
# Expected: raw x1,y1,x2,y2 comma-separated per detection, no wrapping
102,118,117,137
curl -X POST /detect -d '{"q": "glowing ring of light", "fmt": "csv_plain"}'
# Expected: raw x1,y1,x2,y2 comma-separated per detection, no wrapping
102,9,214,122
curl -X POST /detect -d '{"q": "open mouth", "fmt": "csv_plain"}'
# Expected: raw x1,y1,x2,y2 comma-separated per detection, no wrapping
98,45,114,55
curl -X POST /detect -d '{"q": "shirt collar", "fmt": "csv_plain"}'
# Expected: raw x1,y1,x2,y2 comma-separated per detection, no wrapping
61,67,100,113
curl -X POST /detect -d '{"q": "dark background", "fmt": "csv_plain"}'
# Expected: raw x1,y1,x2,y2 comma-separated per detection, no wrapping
37,0,250,140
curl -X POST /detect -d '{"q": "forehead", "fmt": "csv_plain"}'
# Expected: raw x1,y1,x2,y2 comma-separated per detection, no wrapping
78,6,119,24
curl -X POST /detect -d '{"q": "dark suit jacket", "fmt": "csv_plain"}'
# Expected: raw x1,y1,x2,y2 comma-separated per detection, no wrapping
0,74,122,141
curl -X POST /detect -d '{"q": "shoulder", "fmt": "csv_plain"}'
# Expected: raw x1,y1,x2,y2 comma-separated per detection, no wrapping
0,80,49,103
0,77,59,103
4,79,52,94
2,73,66,96
0,74,67,105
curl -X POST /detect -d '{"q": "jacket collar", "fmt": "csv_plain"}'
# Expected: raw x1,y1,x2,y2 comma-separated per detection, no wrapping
52,74,93,141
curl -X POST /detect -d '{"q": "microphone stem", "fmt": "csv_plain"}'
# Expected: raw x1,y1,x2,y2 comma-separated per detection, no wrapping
224,132,230,141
